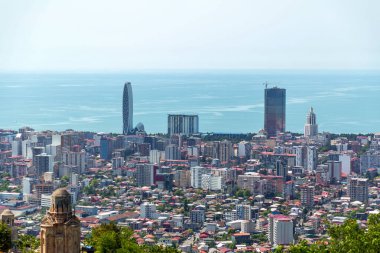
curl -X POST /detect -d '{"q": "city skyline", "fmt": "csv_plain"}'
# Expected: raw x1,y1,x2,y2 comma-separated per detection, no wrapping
1,1,380,252
0,71,378,134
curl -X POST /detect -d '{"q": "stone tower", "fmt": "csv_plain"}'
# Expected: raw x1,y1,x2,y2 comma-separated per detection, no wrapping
40,188,80,253
1,209,17,241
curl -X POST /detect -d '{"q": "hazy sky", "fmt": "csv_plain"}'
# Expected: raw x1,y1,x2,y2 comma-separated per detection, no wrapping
0,0,379,71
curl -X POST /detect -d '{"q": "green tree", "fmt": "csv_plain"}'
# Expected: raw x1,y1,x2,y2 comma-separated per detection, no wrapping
86,223,180,253
0,222,11,252
173,189,184,196
288,240,327,253
288,214,380,253
16,234,40,252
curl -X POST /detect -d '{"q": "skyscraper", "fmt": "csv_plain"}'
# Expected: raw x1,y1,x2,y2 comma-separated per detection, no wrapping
136,164,156,187
304,107,318,138
123,82,133,135
300,185,315,207
264,87,286,137
168,114,199,136
348,177,369,204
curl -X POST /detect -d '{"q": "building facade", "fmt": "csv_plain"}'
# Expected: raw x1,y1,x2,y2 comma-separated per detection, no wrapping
167,114,199,136
40,188,81,253
300,185,315,207
348,177,369,204
264,87,286,137
268,214,294,246
123,82,133,135
191,166,210,188
304,107,318,138
140,202,157,219
136,164,156,187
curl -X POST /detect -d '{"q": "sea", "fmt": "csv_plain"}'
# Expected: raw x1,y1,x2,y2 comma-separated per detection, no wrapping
0,70,379,134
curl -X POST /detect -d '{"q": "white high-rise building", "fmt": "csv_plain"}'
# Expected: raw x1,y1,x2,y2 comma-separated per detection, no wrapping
339,154,351,174
149,150,165,164
62,151,86,173
165,144,180,160
201,174,223,191
22,177,33,195
190,166,209,188
52,134,61,146
12,139,22,157
22,140,33,159
293,146,306,167
211,167,236,183
187,146,199,157
167,114,199,136
112,157,124,169
238,141,251,158
71,173,79,186
236,204,252,220
41,194,52,208
306,146,317,172
140,202,156,219
304,107,318,138
45,144,61,158
268,214,294,246
219,140,233,163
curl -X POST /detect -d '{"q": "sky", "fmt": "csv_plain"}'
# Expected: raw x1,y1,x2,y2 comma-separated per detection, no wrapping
0,0,379,71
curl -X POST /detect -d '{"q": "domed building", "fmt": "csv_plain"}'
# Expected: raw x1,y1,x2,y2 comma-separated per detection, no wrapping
133,122,146,135
40,188,81,253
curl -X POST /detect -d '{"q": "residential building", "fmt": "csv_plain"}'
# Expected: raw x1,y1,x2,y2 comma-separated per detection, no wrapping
190,205,205,224
236,204,252,220
268,214,294,245
300,185,315,207
165,144,180,160
348,177,369,204
190,166,209,188
167,114,199,136
35,153,54,176
140,202,156,219
201,174,223,191
136,164,156,187
327,160,342,183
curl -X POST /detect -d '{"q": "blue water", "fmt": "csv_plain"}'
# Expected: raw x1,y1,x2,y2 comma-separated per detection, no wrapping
0,70,379,134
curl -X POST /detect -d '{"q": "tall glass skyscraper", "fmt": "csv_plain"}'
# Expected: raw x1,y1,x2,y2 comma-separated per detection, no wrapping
123,82,133,135
264,87,286,137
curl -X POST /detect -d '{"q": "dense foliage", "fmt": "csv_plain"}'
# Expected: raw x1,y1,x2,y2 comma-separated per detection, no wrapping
280,214,380,253
0,222,11,252
16,234,40,252
86,223,180,253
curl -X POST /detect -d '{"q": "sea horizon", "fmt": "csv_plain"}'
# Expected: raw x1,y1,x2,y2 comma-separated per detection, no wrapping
0,69,379,134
